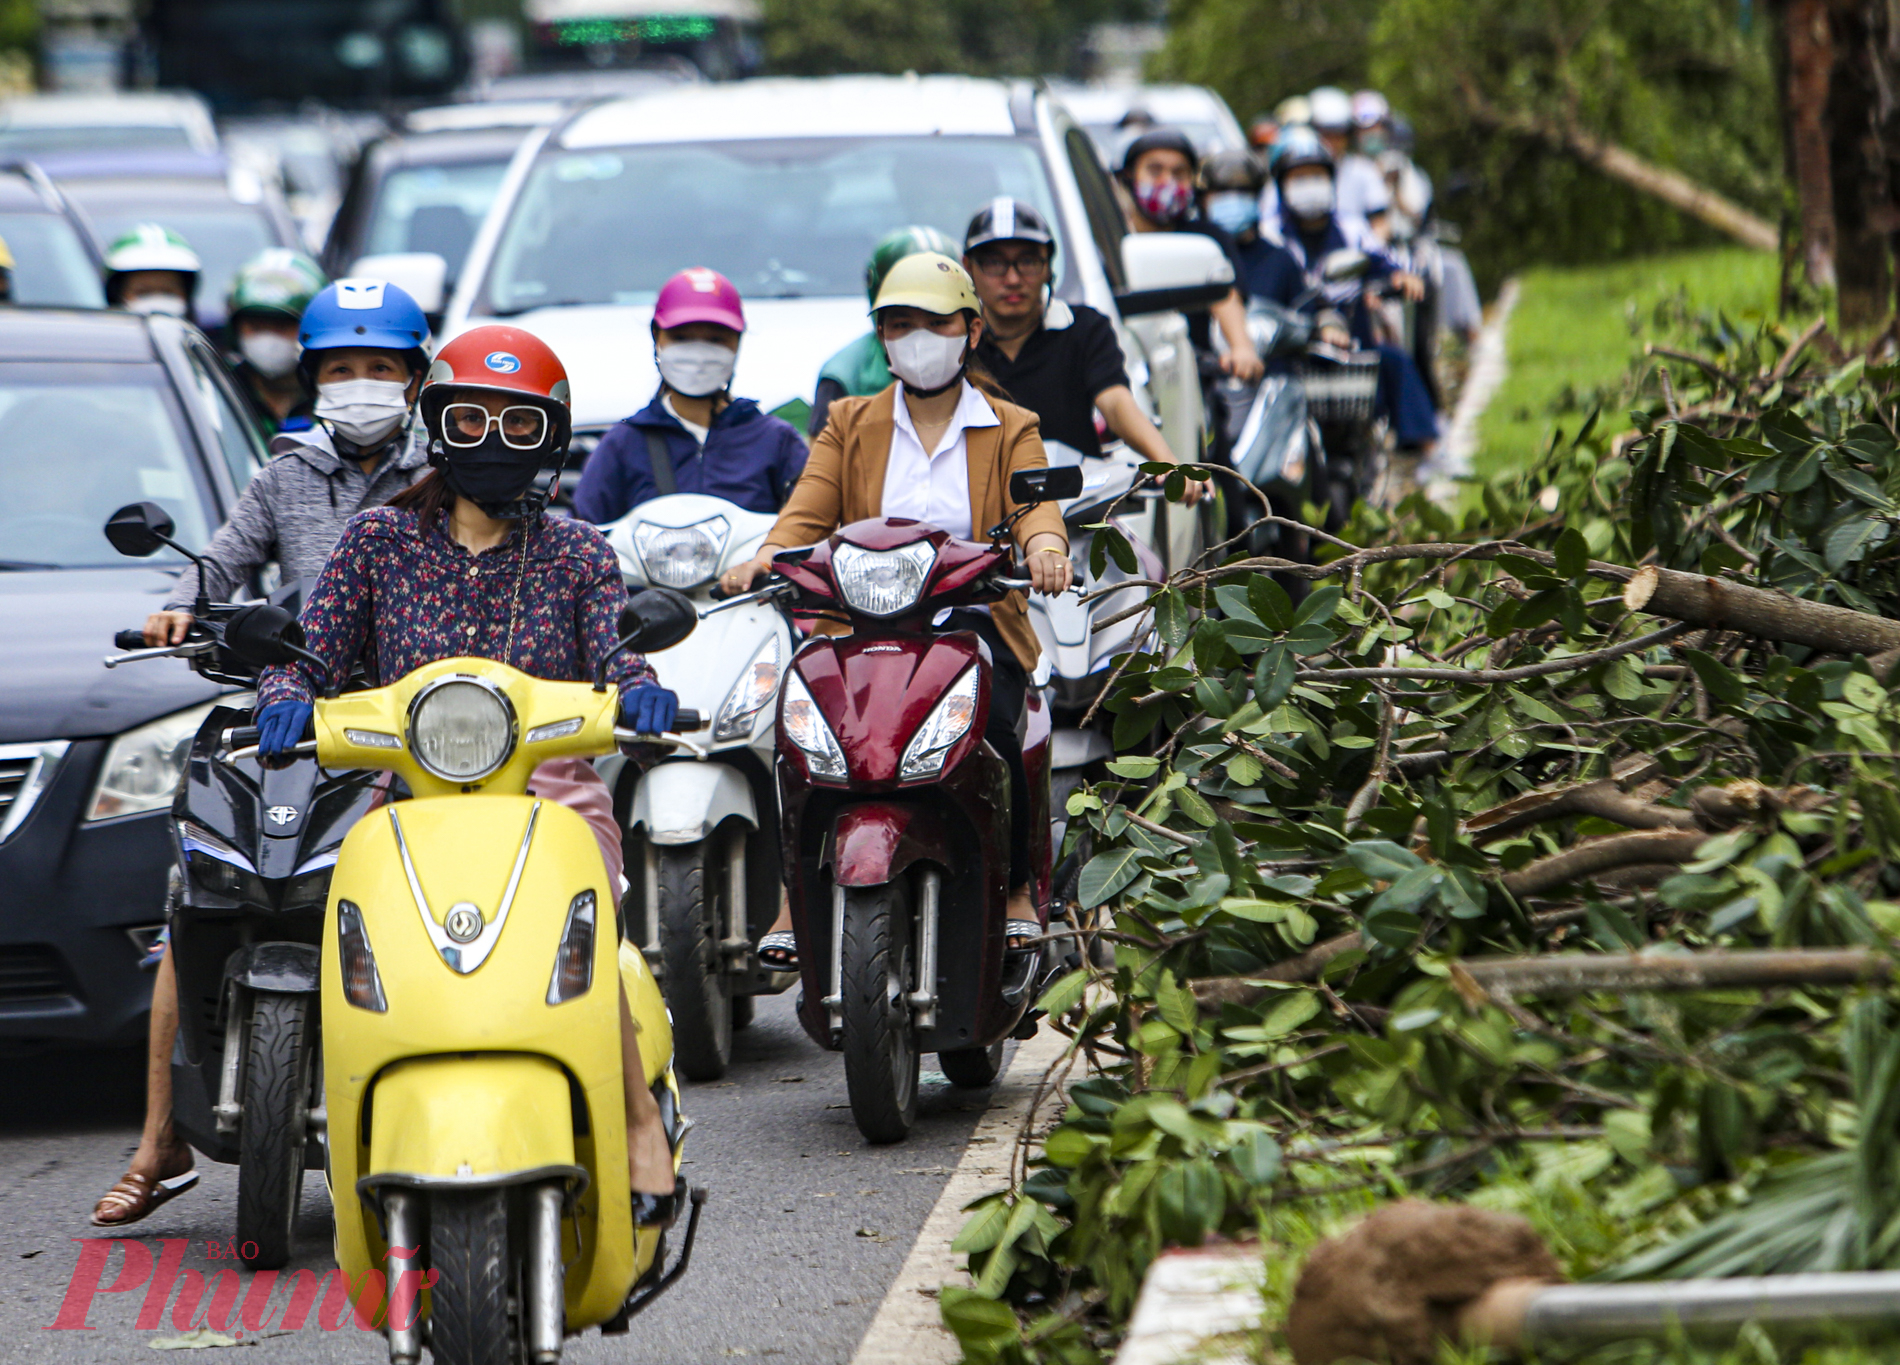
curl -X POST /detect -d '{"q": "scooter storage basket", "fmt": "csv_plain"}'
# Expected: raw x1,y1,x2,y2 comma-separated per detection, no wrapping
1296,353,1380,424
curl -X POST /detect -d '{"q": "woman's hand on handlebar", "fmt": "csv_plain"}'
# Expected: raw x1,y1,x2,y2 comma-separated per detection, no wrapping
1023,534,1073,596
144,610,194,647
720,553,776,597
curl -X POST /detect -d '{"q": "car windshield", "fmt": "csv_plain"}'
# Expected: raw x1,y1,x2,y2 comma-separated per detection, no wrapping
0,367,210,567
365,158,511,283
81,205,276,319
482,136,1062,311
0,210,104,306
0,125,196,155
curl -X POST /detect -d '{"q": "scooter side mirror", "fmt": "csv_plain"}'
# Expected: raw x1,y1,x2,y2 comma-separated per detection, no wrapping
615,588,697,655
1009,465,1085,506
222,603,307,667
1320,248,1371,283
103,501,177,558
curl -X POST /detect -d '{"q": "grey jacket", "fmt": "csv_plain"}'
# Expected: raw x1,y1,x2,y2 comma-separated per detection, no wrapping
166,424,430,609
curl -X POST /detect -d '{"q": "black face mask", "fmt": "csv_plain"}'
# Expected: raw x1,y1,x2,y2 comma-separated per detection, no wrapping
436,433,546,518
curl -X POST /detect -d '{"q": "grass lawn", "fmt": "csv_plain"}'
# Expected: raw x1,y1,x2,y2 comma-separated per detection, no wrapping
1474,247,1781,482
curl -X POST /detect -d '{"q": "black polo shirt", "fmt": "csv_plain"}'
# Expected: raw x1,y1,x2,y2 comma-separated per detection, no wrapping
972,301,1128,460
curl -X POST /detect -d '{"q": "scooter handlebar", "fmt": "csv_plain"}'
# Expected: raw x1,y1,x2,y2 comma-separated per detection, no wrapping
114,629,148,651
674,709,704,731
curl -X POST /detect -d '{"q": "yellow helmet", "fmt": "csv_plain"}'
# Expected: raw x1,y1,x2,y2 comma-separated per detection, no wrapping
0,234,13,272
870,251,979,317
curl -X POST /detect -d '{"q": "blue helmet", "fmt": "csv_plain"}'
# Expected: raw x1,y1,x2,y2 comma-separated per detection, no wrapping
298,278,430,370
1270,125,1334,181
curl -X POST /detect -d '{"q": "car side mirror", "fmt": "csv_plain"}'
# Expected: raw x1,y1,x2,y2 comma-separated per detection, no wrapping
1115,232,1236,317
103,501,177,558
222,603,307,667
1010,465,1085,506
1320,248,1370,283
349,251,448,315
616,588,697,656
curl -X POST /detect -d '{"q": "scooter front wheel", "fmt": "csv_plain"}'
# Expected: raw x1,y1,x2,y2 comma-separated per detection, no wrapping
657,841,733,1081
939,1042,1005,1089
236,991,314,1270
429,1189,514,1365
840,880,919,1144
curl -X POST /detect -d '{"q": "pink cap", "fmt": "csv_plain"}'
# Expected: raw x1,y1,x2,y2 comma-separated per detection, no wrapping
653,267,746,333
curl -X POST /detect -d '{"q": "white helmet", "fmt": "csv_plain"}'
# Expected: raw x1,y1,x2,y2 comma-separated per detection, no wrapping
1308,86,1353,132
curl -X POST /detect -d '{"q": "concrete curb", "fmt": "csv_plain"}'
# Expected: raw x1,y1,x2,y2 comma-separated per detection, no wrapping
849,1026,1073,1365
1427,276,1521,504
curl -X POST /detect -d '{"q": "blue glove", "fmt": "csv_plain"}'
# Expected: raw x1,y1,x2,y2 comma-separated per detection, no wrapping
255,699,313,765
620,685,679,736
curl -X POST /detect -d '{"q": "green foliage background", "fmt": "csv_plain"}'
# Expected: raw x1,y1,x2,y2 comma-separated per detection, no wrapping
1154,0,1782,291
760,0,1144,78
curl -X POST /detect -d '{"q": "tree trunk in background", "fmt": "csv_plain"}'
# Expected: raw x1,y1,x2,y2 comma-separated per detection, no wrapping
1828,0,1897,328
1781,0,1838,290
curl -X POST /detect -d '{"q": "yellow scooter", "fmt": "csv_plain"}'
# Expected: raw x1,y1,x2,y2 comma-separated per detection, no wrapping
222,591,706,1365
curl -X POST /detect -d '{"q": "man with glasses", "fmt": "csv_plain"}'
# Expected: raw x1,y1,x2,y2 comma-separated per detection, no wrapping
962,198,1204,502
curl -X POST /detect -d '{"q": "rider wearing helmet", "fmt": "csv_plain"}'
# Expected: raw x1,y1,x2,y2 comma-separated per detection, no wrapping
573,267,807,524
103,224,200,320
94,278,433,1231
225,249,328,435
1118,128,1264,384
1309,85,1386,231
963,196,1203,503
807,225,960,437
250,324,684,1224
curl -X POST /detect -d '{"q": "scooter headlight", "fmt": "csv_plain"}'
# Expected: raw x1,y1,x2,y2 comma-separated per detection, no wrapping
714,634,783,742
546,890,597,1004
781,670,847,781
336,899,387,1012
832,542,936,618
408,677,516,783
633,516,728,590
899,665,980,781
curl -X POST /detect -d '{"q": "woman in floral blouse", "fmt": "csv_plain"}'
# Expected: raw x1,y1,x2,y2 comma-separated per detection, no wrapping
256,326,683,1222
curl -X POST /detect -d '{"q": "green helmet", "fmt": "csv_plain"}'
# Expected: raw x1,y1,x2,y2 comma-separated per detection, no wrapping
227,248,327,322
864,225,959,307
103,223,201,305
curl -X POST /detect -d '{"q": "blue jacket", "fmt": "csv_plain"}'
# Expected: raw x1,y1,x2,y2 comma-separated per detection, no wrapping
573,392,809,524
1256,212,1400,348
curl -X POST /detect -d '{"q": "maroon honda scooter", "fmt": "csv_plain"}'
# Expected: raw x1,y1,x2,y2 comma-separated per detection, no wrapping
745,465,1083,1143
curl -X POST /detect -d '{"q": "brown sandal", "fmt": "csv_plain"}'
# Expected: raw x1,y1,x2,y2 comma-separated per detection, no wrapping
91,1167,199,1228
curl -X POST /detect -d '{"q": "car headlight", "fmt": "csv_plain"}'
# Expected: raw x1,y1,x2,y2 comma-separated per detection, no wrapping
634,516,728,590
781,670,847,780
832,541,936,618
88,703,215,821
899,666,980,781
714,634,783,742
407,677,516,783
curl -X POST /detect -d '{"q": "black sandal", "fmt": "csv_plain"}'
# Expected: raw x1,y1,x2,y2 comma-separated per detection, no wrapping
757,930,798,971
632,1176,686,1230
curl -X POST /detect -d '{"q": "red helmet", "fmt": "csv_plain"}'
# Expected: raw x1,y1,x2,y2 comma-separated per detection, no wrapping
419,325,573,453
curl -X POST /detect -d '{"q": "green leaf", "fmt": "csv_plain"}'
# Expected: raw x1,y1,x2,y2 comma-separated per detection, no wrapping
1041,1125,1104,1168
1825,514,1880,573
1107,756,1162,779
1212,584,1262,625
952,1196,1013,1253
1683,649,1748,708
1078,848,1143,908
1174,784,1218,826
1843,672,1887,713
1248,575,1295,631
1347,839,1425,880
1554,526,1589,579
939,1287,1022,1356
1155,588,1190,650
1227,1130,1282,1186
1294,584,1343,627
1102,525,1138,574
1037,968,1087,1017
1256,990,1321,1038
1253,645,1296,709
1156,970,1199,1034
1193,676,1236,719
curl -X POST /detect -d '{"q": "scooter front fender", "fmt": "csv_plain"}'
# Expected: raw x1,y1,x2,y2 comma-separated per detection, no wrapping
828,802,949,887
631,761,757,846
363,1053,576,1186
226,942,321,994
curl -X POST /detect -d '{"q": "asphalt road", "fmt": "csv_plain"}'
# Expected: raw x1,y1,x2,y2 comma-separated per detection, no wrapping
0,993,1001,1364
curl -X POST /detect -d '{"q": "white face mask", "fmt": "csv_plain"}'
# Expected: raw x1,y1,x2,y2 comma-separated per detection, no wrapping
239,332,301,380
884,327,968,393
126,293,189,317
316,377,411,447
654,339,737,398
1283,176,1337,220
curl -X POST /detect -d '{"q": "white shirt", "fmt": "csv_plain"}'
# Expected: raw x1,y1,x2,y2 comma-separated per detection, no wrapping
662,393,709,446
881,379,998,541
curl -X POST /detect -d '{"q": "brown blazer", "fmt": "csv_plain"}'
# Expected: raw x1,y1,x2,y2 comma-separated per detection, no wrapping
768,384,1067,671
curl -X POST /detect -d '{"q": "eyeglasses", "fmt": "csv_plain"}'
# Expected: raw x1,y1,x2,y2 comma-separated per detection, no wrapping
441,402,547,450
970,252,1051,279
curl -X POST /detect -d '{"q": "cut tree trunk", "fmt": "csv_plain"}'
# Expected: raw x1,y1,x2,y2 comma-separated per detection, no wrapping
1451,948,1885,1000
1622,564,1900,656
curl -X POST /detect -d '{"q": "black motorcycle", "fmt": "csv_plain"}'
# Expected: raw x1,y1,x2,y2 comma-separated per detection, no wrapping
103,501,375,1270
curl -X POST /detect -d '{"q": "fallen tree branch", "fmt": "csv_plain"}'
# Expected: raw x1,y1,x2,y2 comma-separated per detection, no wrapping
1310,623,1689,685
1624,564,1900,657
1500,829,1708,898
1450,948,1886,1000
1466,776,1699,841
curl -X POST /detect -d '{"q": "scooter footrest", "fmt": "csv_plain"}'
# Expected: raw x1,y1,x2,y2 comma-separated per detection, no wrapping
602,1185,708,1334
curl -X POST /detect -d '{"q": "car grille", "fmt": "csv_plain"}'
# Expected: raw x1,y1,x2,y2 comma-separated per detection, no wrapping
0,741,69,842
0,754,37,819
0,945,76,1005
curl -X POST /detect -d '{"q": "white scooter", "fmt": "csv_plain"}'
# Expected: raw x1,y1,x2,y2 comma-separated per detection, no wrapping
601,493,796,1080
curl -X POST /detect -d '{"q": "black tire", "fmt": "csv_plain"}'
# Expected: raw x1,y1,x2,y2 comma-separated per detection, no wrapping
236,991,313,1270
939,1043,1005,1089
428,1189,513,1365
657,840,732,1082
840,880,919,1144
731,993,755,1031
